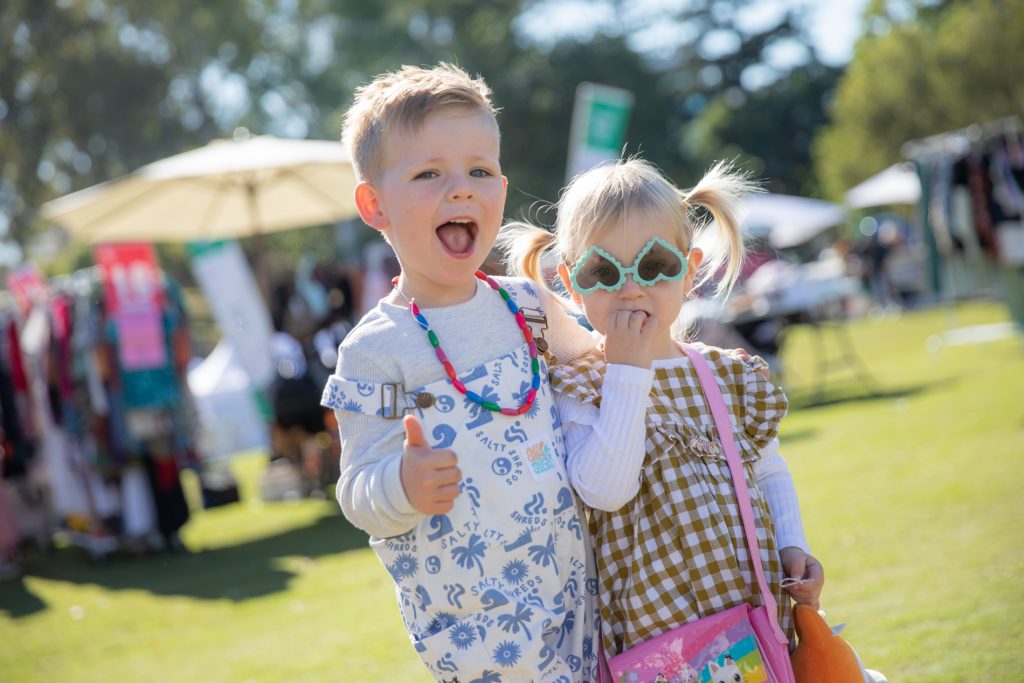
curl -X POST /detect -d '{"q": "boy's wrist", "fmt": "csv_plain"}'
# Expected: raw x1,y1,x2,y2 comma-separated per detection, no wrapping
384,453,418,517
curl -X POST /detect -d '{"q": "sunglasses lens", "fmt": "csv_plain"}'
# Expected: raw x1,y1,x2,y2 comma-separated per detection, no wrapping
636,242,684,283
575,251,621,290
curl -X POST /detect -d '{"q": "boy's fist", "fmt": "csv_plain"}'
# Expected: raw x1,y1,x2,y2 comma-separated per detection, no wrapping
400,415,462,516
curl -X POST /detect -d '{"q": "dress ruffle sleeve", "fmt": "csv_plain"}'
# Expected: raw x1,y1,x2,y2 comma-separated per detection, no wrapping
549,350,606,408
739,353,788,451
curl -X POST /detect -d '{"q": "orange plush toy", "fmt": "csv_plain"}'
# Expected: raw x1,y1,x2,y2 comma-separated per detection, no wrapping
791,604,864,683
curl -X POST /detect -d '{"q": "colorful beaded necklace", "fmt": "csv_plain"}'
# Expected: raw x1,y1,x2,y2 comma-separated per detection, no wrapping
391,271,541,416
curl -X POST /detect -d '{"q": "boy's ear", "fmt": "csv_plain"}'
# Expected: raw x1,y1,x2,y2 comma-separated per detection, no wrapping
556,262,583,305
683,247,703,292
354,181,389,232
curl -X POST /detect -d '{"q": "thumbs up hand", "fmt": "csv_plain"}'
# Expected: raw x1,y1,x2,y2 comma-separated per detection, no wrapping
400,415,462,516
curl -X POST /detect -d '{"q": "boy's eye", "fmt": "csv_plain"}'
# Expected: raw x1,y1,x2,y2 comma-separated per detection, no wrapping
415,170,439,180
470,168,493,178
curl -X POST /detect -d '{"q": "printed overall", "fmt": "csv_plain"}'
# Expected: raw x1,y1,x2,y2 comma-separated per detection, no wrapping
323,282,601,683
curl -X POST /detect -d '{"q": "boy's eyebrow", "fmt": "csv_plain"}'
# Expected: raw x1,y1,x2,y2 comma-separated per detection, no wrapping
413,154,501,166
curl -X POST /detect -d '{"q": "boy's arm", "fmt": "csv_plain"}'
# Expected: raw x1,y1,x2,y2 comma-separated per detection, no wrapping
536,286,600,364
336,408,422,538
555,364,653,511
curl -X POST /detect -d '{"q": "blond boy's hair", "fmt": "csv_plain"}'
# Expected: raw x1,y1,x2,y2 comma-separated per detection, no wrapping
341,63,498,182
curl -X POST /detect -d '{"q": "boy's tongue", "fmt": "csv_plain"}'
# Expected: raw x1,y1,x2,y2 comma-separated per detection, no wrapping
437,222,473,254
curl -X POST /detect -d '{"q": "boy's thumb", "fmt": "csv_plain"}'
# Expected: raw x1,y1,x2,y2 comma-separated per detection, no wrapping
403,415,427,448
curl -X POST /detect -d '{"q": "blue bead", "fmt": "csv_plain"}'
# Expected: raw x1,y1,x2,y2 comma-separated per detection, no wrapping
465,390,483,404
531,374,540,390
506,299,518,314
415,314,429,330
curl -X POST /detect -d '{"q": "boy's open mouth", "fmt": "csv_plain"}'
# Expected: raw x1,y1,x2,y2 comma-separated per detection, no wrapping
435,218,477,256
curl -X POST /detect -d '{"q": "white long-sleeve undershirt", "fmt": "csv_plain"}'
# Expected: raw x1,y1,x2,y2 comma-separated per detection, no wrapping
555,362,810,553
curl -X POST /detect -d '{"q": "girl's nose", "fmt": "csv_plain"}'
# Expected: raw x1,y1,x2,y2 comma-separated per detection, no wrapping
617,276,643,297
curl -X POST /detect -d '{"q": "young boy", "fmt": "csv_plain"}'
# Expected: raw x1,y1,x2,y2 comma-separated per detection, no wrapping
322,63,602,681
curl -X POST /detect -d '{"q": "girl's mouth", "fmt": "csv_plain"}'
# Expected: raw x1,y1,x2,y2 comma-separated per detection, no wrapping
436,219,477,257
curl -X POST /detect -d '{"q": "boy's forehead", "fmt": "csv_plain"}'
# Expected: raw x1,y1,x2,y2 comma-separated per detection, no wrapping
379,107,500,164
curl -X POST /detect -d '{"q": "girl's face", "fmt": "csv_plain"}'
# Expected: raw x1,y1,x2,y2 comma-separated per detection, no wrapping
558,210,703,359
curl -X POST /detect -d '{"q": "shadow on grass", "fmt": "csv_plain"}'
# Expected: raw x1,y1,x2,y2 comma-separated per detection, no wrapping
777,429,817,443
787,382,946,411
0,509,370,619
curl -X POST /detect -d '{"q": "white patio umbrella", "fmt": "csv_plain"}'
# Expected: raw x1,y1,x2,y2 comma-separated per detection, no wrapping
41,134,359,243
738,193,846,248
844,162,921,209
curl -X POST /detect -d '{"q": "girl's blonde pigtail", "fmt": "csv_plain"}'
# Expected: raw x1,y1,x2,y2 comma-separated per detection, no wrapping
683,161,757,298
497,222,576,310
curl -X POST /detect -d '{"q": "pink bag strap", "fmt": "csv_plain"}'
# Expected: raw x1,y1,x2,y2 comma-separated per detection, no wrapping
680,344,789,647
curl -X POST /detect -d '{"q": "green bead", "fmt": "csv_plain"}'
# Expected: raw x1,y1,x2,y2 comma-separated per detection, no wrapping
498,288,510,301
531,358,539,373
427,330,439,347
481,401,500,412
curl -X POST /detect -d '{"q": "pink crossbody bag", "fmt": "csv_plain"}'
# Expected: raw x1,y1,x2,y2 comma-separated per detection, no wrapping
605,345,796,683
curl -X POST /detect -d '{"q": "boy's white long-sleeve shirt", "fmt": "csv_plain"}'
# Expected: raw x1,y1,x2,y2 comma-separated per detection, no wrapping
329,277,598,539
555,362,810,553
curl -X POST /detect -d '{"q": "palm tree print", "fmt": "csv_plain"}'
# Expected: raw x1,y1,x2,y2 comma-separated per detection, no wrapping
469,670,502,683
497,603,534,641
527,533,559,575
463,385,500,429
557,609,575,649
451,533,487,576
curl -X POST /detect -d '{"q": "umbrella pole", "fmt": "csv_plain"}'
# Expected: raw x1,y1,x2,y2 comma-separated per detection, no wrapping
246,182,272,307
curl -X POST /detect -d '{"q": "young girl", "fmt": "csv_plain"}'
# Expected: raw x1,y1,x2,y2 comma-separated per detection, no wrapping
502,158,824,660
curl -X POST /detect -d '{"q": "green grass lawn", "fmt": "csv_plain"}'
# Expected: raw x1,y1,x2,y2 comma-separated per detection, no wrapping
1,301,1021,682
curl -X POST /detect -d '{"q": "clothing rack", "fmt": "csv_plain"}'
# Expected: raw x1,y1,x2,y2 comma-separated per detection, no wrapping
901,115,1022,161
903,116,1024,345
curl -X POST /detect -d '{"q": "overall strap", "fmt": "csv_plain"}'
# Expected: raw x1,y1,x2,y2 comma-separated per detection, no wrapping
680,344,789,647
320,376,433,419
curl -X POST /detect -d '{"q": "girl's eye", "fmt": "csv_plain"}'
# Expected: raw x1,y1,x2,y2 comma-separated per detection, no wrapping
638,260,666,279
591,265,618,283
415,170,439,180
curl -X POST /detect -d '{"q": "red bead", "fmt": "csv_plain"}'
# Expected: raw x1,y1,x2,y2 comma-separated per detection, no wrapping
410,302,420,316
443,361,457,380
435,347,448,364
500,407,518,416
517,402,531,415
521,327,533,343
515,311,526,328
525,388,537,405
528,340,537,357
451,378,467,393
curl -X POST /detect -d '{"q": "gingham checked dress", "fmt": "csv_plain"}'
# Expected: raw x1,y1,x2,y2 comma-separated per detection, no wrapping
550,343,793,658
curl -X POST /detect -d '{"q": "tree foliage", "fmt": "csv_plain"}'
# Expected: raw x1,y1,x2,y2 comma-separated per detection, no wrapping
1,0,829,269
813,0,1024,201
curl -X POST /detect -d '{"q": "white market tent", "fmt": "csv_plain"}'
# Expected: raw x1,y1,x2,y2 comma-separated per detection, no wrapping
739,193,847,248
844,162,922,209
700,192,847,252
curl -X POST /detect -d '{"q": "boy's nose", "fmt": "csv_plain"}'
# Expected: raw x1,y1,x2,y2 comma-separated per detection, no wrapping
447,174,474,200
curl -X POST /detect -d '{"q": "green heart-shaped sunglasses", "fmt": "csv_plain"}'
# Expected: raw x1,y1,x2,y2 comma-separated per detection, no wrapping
568,236,688,294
